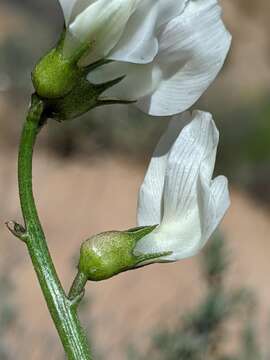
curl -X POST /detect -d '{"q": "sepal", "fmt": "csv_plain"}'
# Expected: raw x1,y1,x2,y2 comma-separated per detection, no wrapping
78,226,170,281
32,42,128,121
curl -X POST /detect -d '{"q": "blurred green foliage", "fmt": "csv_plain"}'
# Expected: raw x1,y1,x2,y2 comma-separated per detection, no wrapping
0,0,61,93
46,96,270,205
214,96,270,204
129,235,269,360
46,106,168,160
0,275,16,360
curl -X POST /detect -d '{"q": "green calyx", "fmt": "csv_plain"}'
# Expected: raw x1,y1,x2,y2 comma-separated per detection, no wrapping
78,226,170,281
32,48,81,99
44,75,98,121
32,42,132,121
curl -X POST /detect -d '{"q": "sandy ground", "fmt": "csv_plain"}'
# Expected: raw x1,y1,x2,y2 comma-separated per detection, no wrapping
0,150,270,359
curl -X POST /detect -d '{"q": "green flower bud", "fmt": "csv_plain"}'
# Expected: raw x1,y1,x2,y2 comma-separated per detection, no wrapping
32,48,81,99
78,227,170,281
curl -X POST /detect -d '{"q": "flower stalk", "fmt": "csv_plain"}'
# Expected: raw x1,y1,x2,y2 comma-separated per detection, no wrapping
15,94,92,360
69,271,88,301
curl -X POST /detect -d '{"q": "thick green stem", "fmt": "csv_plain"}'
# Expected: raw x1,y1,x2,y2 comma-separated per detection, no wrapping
18,95,92,360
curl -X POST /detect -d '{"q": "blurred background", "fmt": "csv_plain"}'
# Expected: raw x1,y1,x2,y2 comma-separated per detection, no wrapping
0,0,270,359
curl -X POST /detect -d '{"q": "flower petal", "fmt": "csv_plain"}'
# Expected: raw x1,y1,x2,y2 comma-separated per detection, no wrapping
69,0,140,64
58,0,78,24
109,0,159,64
59,0,97,24
157,0,188,27
197,174,230,243
137,112,191,226
137,0,232,115
134,111,230,261
163,111,219,221
88,61,161,101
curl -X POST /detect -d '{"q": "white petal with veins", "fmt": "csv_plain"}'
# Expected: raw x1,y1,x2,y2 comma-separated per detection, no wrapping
135,111,230,261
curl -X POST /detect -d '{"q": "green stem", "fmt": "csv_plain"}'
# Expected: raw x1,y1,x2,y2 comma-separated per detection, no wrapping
18,95,92,360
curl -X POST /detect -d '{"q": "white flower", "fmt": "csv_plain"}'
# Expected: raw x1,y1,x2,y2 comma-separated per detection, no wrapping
58,0,231,116
134,110,230,261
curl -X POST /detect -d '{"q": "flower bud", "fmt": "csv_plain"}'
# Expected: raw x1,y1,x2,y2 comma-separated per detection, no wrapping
78,227,169,281
32,48,81,99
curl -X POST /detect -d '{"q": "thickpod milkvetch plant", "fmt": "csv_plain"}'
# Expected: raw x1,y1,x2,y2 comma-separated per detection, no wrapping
32,0,231,119
6,1,231,359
